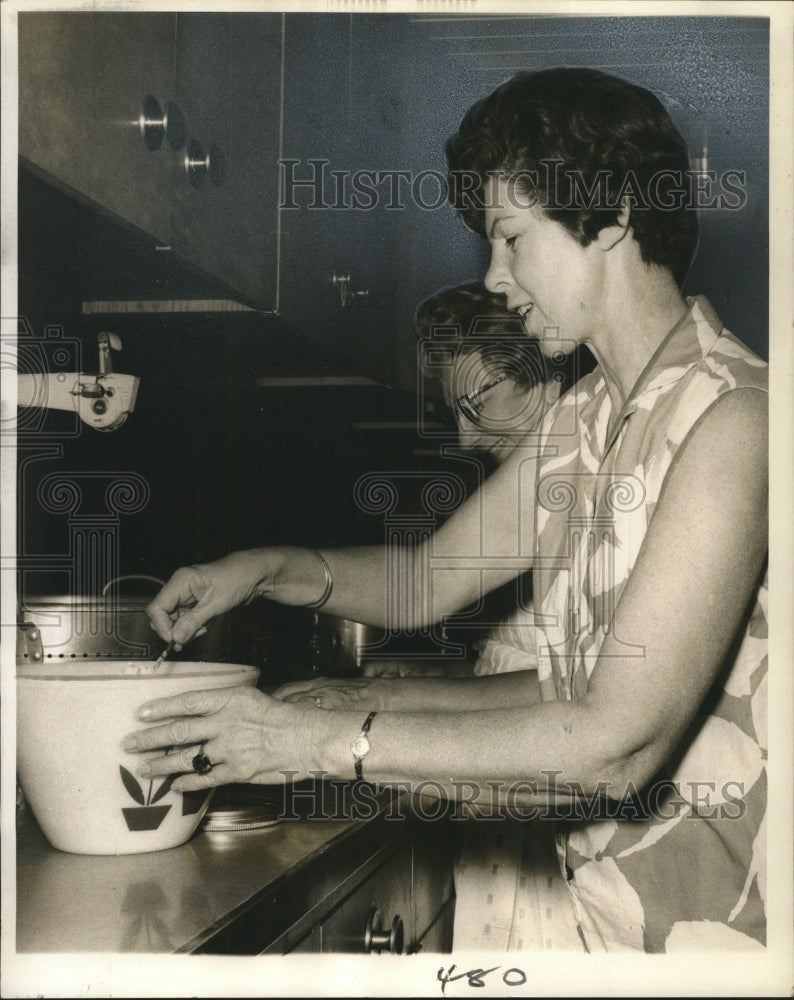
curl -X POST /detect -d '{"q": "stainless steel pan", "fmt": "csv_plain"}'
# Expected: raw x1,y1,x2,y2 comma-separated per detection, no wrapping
16,575,229,665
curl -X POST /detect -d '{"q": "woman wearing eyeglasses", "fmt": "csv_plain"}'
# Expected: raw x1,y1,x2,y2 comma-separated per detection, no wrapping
409,281,579,678
417,280,573,465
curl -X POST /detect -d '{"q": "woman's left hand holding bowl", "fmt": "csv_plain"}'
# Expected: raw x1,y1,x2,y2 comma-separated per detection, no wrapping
121,686,316,792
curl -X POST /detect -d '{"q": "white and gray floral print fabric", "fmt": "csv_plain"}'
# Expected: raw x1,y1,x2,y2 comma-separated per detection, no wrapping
532,296,768,952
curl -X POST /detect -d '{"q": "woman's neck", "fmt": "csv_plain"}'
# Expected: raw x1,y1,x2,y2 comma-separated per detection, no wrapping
585,265,689,413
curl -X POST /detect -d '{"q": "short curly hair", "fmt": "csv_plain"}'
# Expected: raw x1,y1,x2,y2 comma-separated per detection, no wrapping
414,281,548,389
445,68,699,286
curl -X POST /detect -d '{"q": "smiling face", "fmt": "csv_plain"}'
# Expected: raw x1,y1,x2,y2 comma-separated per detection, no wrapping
483,176,606,356
444,347,559,465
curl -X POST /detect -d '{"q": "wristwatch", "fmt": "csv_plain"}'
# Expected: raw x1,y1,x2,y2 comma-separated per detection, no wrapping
351,711,377,782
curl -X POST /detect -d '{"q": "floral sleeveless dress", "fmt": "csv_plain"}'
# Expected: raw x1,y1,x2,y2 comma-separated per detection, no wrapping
532,296,768,952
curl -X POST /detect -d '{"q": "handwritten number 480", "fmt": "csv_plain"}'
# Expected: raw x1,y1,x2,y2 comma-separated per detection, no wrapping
437,965,527,994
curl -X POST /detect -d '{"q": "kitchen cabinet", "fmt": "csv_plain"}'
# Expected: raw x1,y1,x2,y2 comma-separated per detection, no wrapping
277,16,371,372
278,14,423,387
170,13,282,308
18,10,283,308
18,12,176,247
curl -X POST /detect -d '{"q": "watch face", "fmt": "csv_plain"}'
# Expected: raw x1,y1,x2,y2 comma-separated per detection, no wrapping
351,733,371,758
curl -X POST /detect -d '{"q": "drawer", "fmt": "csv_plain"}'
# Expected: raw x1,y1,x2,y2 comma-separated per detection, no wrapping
320,842,413,954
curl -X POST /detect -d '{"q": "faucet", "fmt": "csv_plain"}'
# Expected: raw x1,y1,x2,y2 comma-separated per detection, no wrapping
17,331,139,432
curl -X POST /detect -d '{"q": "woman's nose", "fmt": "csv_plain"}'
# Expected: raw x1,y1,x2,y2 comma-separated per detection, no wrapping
484,248,509,295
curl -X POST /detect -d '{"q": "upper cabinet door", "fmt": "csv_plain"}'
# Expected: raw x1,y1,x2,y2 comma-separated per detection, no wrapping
171,13,283,309
18,10,283,310
18,11,177,247
278,15,385,377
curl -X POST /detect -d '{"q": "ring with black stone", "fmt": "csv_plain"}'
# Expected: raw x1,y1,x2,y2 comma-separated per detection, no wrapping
192,747,213,775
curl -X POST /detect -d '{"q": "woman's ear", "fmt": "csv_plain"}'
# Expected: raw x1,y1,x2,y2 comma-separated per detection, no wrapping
596,198,631,252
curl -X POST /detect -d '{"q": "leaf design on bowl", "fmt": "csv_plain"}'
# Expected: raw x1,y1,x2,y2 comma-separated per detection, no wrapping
150,773,178,804
120,765,145,805
119,765,178,806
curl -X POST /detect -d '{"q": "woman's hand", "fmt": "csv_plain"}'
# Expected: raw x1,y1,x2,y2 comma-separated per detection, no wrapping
272,676,381,710
120,686,317,792
147,550,272,648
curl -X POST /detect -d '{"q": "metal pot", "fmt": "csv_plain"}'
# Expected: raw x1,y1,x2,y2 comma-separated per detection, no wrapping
311,613,389,676
16,575,230,666
311,615,467,676
226,603,389,682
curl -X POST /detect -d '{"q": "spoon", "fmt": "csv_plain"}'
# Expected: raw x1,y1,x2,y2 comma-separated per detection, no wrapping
153,640,175,668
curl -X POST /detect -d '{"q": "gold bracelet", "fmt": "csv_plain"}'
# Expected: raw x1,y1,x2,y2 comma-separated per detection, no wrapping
304,549,333,610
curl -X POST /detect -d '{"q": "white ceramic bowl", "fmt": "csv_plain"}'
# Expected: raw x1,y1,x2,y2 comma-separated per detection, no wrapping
17,660,259,855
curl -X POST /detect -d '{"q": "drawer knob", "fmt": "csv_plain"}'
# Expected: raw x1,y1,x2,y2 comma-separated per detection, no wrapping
185,140,225,188
139,95,185,151
364,907,404,955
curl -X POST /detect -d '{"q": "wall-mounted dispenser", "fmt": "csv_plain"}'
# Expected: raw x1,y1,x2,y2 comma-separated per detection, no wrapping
17,331,139,432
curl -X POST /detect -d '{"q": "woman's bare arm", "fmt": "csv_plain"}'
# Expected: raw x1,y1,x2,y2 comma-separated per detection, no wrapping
271,668,542,712
148,441,538,644
298,389,769,797
133,390,766,809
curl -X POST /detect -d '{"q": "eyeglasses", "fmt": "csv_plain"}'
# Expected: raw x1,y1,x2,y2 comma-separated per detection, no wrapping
449,372,508,424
